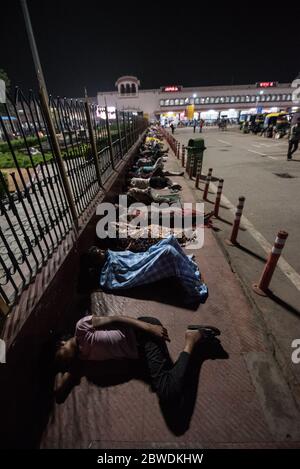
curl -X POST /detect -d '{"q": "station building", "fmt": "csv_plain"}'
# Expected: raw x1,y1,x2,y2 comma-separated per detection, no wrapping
97,75,298,124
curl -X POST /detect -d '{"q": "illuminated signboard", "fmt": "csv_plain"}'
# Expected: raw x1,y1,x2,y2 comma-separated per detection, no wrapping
161,86,182,92
256,82,277,88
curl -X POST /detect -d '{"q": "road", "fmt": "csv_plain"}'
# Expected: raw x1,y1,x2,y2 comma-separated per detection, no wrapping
175,126,300,276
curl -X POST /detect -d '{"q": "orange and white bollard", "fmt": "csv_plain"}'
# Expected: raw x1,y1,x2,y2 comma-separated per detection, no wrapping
189,155,195,179
214,178,224,217
195,159,202,188
203,168,213,200
181,145,186,167
252,231,288,296
226,196,246,245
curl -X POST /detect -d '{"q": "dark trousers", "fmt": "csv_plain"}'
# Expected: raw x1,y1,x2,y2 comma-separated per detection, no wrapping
136,317,190,403
288,140,299,158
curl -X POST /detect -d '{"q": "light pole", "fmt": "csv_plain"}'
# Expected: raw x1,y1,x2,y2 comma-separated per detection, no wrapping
20,0,78,229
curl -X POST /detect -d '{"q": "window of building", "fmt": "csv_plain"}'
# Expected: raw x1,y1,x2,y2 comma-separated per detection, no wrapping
230,96,235,103
185,98,190,104
266,95,271,101
195,97,200,104
125,84,131,94
200,97,205,104
220,96,225,103
175,98,179,105
235,96,240,103
287,94,292,101
240,96,245,102
165,99,170,106
261,95,266,102
250,96,256,102
131,84,137,94
281,94,286,101
205,97,210,103
209,97,215,104
160,99,164,106
225,96,230,103
180,98,185,105
120,84,125,94
271,94,277,101
245,95,250,102
215,96,220,104
276,95,281,101
169,99,174,106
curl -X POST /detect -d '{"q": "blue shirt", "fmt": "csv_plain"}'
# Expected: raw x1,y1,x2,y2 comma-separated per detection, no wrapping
100,235,208,304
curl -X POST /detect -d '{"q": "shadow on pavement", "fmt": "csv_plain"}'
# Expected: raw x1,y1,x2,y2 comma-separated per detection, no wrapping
268,291,300,318
233,243,267,263
55,339,229,438
160,338,229,435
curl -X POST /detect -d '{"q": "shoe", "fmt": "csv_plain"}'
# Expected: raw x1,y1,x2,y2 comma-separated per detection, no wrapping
187,325,221,339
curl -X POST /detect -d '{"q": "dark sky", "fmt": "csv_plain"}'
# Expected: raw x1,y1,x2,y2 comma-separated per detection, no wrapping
1,1,300,97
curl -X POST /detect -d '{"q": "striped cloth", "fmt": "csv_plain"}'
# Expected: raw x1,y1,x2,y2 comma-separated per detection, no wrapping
100,235,208,304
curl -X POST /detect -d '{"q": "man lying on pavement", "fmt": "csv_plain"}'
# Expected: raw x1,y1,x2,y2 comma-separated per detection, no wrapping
86,235,208,307
55,314,221,404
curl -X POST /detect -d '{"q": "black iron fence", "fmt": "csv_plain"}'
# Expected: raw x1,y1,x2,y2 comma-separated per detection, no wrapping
0,87,147,309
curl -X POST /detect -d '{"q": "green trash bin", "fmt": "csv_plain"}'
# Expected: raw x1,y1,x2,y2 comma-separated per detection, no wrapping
186,138,206,177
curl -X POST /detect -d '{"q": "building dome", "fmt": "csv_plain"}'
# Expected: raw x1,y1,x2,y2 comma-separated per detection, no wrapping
115,76,140,96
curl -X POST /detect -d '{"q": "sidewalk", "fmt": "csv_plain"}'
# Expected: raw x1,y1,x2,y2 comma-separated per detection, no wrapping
41,137,300,449
173,128,300,410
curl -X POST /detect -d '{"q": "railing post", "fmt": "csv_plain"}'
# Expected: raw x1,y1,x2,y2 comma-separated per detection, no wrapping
127,112,132,147
0,294,9,315
104,105,115,170
116,110,124,158
122,111,128,153
39,88,78,230
84,98,104,188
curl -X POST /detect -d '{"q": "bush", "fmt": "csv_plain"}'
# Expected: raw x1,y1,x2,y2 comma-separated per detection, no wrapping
0,151,53,168
0,136,47,153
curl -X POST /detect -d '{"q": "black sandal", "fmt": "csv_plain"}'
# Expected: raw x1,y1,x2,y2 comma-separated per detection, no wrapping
187,325,221,339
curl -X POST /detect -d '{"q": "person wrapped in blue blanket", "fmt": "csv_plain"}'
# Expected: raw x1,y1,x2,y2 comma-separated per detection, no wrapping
87,235,208,306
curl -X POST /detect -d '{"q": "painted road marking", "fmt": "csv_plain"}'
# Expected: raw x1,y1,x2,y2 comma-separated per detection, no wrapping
217,139,232,146
210,182,300,292
247,149,267,156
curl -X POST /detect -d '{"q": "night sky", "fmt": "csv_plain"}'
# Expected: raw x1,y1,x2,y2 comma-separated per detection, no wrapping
1,1,300,97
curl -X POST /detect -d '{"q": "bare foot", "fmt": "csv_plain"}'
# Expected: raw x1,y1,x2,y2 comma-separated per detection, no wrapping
184,329,204,354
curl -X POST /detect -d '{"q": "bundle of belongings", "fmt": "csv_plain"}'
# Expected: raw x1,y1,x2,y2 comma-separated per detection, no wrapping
82,126,210,307
111,222,197,252
126,126,183,204
127,187,181,205
129,176,182,192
